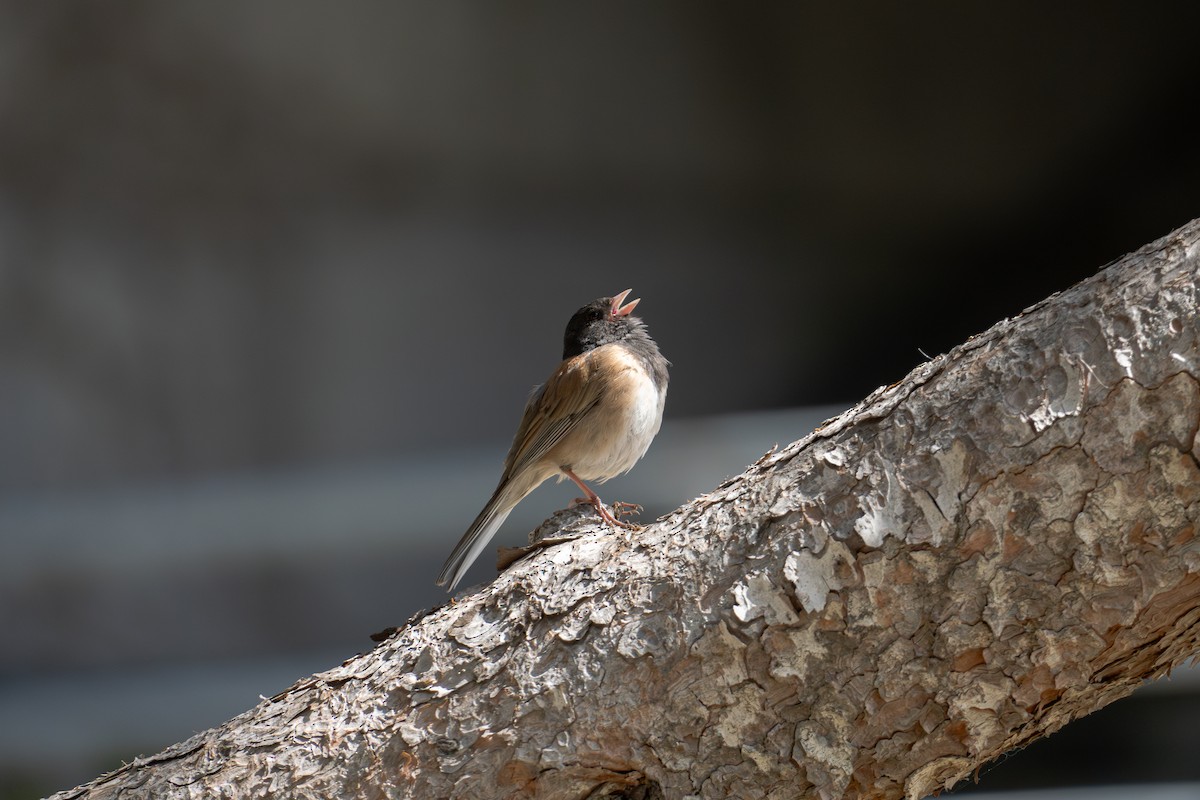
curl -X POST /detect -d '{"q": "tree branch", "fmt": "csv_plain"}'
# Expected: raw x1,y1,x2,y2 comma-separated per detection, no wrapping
53,219,1200,800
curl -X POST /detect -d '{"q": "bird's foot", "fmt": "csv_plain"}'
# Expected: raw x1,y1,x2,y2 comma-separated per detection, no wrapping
595,500,641,530
564,496,641,529
561,468,642,529
612,501,643,519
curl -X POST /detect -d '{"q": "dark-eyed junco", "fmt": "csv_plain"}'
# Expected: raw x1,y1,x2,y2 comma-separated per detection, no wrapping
436,289,669,592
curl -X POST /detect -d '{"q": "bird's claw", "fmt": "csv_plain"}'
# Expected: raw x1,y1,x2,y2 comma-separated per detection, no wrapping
597,501,641,530
612,501,642,518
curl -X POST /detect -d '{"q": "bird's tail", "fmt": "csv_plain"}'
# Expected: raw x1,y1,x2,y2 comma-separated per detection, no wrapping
437,465,552,591
435,490,515,592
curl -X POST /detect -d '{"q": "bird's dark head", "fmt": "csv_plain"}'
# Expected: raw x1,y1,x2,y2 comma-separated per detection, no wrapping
562,289,647,359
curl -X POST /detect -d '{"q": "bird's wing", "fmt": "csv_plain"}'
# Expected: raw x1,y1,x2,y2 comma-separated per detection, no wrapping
502,353,603,480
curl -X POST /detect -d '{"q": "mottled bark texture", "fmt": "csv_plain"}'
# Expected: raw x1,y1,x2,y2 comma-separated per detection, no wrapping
54,220,1200,800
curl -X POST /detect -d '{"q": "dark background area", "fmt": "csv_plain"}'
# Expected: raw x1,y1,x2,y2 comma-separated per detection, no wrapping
2,3,1199,798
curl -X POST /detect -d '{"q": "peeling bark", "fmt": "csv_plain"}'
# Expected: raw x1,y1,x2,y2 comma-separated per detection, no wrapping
51,220,1200,800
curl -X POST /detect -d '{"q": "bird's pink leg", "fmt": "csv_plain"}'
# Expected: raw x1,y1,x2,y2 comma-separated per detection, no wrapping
562,468,639,529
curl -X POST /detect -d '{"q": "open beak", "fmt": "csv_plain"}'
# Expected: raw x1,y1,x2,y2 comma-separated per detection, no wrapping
610,288,640,317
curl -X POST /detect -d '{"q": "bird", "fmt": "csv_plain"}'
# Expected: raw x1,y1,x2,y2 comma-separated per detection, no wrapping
436,289,669,592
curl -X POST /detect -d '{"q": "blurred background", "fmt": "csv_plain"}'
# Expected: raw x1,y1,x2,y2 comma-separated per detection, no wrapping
2,3,1199,798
